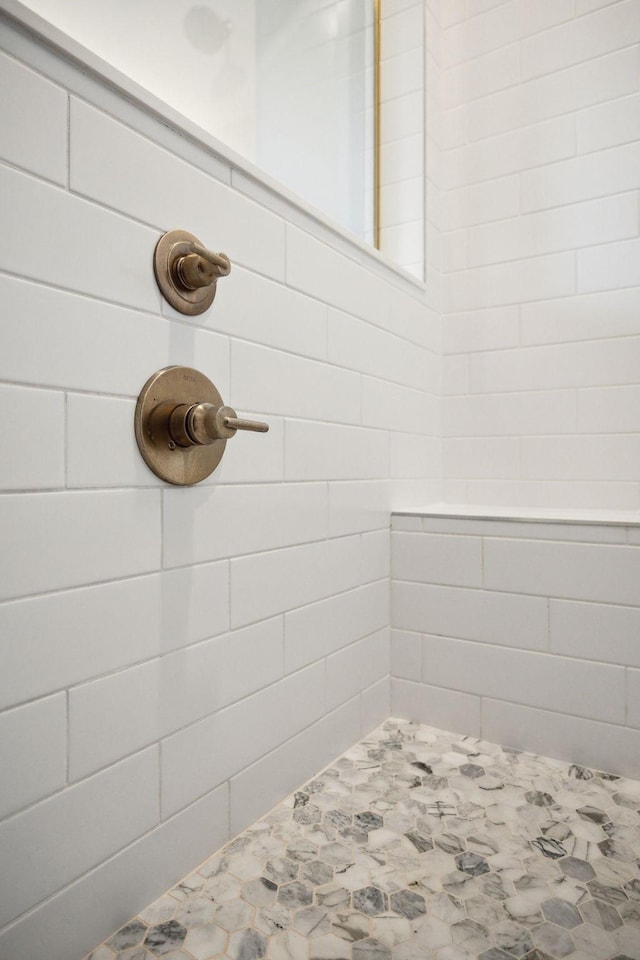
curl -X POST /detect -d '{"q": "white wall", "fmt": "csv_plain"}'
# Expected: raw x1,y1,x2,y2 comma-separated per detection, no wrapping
0,6,441,959
439,0,640,511
391,512,640,780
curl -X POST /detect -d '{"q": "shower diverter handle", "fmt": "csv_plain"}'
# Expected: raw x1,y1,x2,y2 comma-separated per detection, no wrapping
168,402,269,448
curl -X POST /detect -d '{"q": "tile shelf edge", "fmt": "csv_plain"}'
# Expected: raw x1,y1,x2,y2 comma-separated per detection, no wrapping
392,505,640,528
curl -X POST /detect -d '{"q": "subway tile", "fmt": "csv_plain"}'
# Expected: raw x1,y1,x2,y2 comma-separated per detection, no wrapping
229,698,361,836
378,221,425,273
521,287,640,345
0,787,229,960
443,437,520,479
380,90,424,144
521,435,640,481
328,480,391,537
482,699,640,780
463,478,640,512
483,537,640,604
444,389,576,437
391,515,423,531
521,0,640,81
467,47,638,142
391,434,440,480
380,134,426,185
391,678,481,737
361,676,391,735
628,669,640,728
443,1,523,68
0,384,64,490
391,580,548,650
444,115,576,189
328,308,436,390
0,164,160,311
421,634,626,724
0,52,67,184
578,237,640,293
163,482,327,566
230,340,361,425
230,536,362,628
521,141,640,213
361,528,392,585
446,252,575,312
0,274,170,396
578,385,640,434
69,659,162,781
67,395,160,488
444,177,520,231
70,618,283,781
438,0,466,28
521,0,577,35
576,0,621,11
469,337,640,393
443,355,469,395
391,629,422,679
444,43,519,109
578,92,640,154
550,598,640,668
362,377,439,434
212,414,284,485
466,193,638,268
382,3,424,59
381,46,424,102
0,694,67,820
0,564,227,710
161,662,326,819
380,177,424,229
211,266,327,360
284,580,389,674
286,226,392,326
70,99,285,281
432,105,468,151
285,421,388,481
0,747,159,929
326,629,389,711
0,490,161,601
392,531,483,587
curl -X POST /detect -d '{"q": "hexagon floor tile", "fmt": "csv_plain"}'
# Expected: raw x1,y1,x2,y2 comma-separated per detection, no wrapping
85,720,640,960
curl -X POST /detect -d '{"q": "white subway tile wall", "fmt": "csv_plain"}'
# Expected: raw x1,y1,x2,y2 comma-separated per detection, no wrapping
441,0,640,510
391,514,640,781
0,7,441,958
3,2,640,958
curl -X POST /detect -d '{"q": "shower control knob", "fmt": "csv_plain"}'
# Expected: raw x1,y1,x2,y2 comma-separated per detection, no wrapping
134,366,269,485
169,402,269,446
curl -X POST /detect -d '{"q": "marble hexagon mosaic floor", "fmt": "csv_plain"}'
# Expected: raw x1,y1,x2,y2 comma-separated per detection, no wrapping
87,720,640,960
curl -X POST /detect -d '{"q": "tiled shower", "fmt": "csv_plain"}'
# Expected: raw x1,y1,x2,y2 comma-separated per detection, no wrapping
0,1,639,959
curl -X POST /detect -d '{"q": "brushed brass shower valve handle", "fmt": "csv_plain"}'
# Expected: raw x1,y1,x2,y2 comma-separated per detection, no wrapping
153,230,231,316
135,366,269,485
170,402,269,447
174,246,231,291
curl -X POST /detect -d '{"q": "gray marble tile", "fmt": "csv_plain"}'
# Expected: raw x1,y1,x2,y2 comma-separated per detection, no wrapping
84,719,640,960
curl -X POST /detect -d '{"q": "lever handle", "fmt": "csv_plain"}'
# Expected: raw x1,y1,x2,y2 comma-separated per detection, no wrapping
224,415,269,434
168,402,269,447
175,246,231,290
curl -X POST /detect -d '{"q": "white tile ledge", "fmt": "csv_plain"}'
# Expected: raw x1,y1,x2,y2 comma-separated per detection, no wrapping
393,503,640,528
